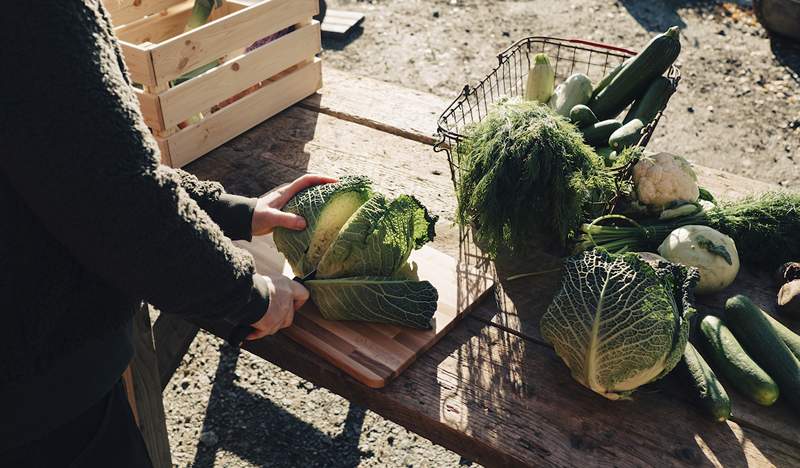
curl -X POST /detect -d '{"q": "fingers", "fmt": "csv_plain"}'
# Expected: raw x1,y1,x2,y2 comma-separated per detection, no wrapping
274,174,338,205
245,276,308,341
267,210,307,231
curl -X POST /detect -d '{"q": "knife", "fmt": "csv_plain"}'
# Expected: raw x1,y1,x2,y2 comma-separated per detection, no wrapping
227,270,317,345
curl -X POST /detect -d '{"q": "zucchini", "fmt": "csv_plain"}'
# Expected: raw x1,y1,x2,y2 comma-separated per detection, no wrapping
549,73,593,117
680,341,731,422
608,119,645,150
726,294,800,413
580,119,622,147
699,315,779,406
761,307,800,361
589,27,681,120
623,77,674,124
569,105,599,128
591,59,629,100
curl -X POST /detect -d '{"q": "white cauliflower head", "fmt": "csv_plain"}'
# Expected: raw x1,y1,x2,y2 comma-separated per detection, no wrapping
632,152,699,209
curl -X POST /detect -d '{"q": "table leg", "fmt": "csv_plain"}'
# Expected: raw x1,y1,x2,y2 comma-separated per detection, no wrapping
129,303,173,468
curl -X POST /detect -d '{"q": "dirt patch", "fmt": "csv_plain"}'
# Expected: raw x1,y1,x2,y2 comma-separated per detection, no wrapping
322,0,800,188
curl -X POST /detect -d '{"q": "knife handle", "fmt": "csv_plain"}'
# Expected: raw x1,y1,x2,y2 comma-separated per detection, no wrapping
228,324,254,346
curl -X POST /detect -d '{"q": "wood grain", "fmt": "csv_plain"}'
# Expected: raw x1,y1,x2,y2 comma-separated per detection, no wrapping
103,0,183,27
130,304,172,468
150,0,317,87
237,235,492,388
181,68,800,466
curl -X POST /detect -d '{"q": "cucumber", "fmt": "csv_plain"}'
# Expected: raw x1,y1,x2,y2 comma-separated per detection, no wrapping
699,315,779,406
589,27,681,120
569,105,599,128
726,294,800,413
680,341,731,422
591,59,629,100
761,308,800,361
580,119,622,147
608,119,645,150
623,77,674,124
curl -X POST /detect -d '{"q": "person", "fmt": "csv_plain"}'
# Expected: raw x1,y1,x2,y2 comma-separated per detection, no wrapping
0,2,333,466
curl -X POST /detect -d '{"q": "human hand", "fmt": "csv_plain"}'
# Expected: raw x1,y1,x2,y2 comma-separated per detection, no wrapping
251,174,337,236
246,274,310,340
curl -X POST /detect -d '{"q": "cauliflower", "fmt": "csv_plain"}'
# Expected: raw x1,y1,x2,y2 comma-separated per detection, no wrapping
632,152,700,209
658,225,740,295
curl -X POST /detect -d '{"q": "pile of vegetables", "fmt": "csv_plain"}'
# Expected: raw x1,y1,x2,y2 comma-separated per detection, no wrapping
525,27,681,155
273,176,439,329
453,26,800,419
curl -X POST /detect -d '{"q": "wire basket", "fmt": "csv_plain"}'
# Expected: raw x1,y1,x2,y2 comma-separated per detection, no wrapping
434,36,681,191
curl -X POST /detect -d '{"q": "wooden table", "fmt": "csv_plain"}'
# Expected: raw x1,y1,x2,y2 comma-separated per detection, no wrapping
129,68,800,468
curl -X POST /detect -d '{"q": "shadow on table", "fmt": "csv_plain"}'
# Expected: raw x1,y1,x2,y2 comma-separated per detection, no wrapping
186,103,321,197
192,342,370,468
445,231,788,466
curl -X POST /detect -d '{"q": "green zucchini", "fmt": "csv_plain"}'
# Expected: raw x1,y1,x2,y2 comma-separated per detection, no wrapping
589,27,681,120
591,59,629,100
699,315,779,406
762,308,800,361
726,294,800,413
580,119,622,147
623,77,674,124
569,105,599,128
680,341,731,422
608,119,645,150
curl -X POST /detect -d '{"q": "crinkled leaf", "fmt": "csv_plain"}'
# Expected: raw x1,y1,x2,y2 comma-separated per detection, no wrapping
316,194,437,279
540,250,697,400
273,176,372,276
306,277,437,329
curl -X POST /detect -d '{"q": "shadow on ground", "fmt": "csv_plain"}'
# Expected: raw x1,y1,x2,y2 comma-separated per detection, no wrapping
191,342,371,468
770,35,800,84
619,0,751,31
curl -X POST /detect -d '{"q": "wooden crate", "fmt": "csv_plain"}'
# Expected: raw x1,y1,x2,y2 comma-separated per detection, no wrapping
104,0,322,167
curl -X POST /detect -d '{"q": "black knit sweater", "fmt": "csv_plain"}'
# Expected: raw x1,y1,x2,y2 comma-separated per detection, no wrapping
0,1,269,448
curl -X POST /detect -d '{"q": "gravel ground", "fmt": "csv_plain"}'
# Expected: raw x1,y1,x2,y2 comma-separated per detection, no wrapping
165,2,800,467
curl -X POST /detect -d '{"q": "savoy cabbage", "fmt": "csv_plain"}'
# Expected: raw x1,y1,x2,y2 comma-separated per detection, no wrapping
540,249,699,400
273,176,439,329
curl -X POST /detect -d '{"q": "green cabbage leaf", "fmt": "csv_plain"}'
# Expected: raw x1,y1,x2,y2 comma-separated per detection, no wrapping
540,250,698,400
274,177,438,329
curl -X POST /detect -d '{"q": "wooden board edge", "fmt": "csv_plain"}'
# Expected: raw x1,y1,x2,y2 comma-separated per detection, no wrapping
119,41,157,88
133,87,165,131
103,0,185,27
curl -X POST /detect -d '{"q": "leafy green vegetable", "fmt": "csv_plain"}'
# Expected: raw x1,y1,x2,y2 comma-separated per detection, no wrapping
578,191,800,268
317,194,436,279
274,176,373,277
306,277,438,329
274,177,439,329
540,250,698,400
456,98,617,257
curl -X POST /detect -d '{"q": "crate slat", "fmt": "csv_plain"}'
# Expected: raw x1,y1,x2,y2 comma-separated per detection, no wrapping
161,58,322,167
133,87,165,130
119,43,157,87
104,0,185,26
149,0,317,87
159,21,320,128
114,0,194,45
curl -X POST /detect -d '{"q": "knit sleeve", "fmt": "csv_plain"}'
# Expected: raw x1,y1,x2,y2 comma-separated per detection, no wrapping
0,1,266,326
169,168,258,241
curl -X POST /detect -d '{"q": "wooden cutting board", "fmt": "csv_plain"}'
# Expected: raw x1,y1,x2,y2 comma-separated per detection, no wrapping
236,235,494,388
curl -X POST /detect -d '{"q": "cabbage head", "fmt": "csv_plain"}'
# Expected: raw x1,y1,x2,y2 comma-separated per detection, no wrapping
540,250,699,400
273,176,439,329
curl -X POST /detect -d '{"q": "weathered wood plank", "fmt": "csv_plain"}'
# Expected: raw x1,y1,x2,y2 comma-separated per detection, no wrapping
196,307,800,467
299,67,446,145
130,304,172,468
152,313,200,390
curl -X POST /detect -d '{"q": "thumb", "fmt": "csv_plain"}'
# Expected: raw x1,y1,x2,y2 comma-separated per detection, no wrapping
269,210,307,230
